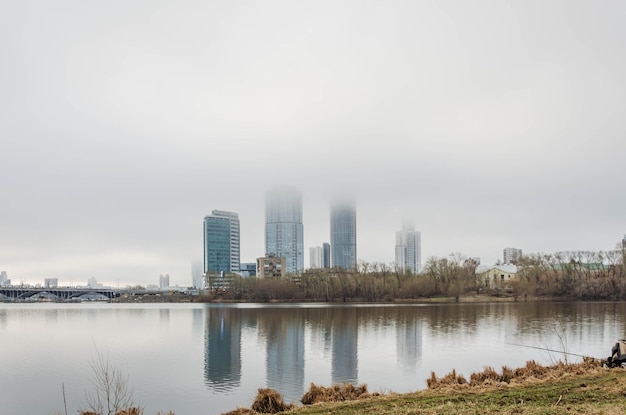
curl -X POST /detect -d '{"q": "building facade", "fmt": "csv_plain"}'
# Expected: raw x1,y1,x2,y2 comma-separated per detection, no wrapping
394,222,422,274
330,201,357,269
159,274,170,288
265,188,304,274
322,242,331,269
476,265,518,290
191,260,204,289
239,263,257,277
204,210,240,274
309,246,323,269
503,247,522,264
256,255,287,278
44,278,58,288
0,271,10,287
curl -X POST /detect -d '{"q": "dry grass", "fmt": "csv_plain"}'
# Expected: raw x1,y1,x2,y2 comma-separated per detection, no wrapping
220,359,622,415
79,410,143,415
427,358,604,390
221,408,256,415
250,388,294,414
301,383,369,405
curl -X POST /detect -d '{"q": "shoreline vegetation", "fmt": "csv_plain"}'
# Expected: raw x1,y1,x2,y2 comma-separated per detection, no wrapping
75,359,626,415
124,251,626,304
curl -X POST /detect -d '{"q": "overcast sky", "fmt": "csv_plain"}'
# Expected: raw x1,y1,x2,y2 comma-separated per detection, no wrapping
1,0,625,287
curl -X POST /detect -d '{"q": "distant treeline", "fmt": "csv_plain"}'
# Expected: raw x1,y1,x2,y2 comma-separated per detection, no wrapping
205,248,626,302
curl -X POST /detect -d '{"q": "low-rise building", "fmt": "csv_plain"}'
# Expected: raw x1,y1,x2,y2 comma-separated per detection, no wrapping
257,255,286,278
239,263,257,277
476,264,518,290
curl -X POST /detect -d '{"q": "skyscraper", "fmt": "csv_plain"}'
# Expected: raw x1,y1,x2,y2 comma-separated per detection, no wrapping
322,242,331,269
203,210,240,274
395,221,422,274
309,246,323,269
265,188,304,274
191,260,204,289
330,200,357,269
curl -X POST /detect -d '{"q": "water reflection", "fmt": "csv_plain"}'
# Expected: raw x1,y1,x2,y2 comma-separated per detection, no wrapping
396,315,422,375
4,302,626,415
196,302,626,412
261,309,305,400
204,307,242,391
331,307,358,384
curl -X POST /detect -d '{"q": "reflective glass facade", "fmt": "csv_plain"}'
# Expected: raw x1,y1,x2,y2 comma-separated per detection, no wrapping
203,210,240,273
265,188,304,274
330,203,357,269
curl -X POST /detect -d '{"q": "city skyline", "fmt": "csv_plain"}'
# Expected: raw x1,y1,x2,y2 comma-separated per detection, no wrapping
2,1,626,286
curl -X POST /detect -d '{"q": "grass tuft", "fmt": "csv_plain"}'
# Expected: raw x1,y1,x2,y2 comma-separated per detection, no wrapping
428,359,605,390
301,382,369,405
250,388,293,413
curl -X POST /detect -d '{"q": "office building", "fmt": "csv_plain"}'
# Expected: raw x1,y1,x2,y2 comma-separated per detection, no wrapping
265,188,304,274
159,274,170,288
204,210,240,274
309,246,323,269
87,277,103,288
330,200,357,269
322,242,331,269
191,260,204,289
394,221,422,274
44,278,58,288
0,271,10,287
503,247,523,264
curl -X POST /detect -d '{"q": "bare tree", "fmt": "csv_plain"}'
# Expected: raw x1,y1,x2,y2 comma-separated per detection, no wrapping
82,348,139,415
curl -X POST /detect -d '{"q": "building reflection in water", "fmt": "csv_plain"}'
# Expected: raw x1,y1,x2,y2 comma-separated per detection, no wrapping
396,315,423,375
331,307,358,385
262,308,305,402
204,307,242,392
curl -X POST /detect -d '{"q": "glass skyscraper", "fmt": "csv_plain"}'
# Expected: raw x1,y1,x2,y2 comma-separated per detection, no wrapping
203,210,240,273
265,188,304,274
395,221,421,274
330,201,357,269
322,242,331,269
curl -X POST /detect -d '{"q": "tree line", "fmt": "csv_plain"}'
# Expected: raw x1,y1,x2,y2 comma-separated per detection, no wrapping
204,245,626,302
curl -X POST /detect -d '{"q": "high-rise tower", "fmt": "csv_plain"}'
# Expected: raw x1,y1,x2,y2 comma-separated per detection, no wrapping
322,242,331,269
395,221,421,274
265,188,304,274
203,210,240,274
330,200,357,269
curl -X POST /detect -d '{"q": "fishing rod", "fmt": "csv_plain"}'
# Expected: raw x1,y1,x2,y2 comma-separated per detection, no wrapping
506,342,599,360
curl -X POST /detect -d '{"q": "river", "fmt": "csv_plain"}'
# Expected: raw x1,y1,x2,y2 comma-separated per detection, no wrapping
0,301,624,415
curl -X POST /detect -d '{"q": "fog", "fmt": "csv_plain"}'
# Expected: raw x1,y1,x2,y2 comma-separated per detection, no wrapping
1,0,625,286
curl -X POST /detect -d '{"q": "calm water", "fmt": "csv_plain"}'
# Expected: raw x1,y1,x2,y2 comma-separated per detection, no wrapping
1,301,625,415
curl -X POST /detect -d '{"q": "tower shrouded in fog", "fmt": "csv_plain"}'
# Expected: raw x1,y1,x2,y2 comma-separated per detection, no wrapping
395,221,421,274
330,199,357,270
265,188,304,274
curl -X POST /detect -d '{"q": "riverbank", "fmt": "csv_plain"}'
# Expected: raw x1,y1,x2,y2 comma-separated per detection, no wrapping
224,360,626,415
116,292,556,304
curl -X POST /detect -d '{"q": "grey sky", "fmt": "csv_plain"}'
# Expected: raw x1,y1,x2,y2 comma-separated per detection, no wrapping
1,0,625,286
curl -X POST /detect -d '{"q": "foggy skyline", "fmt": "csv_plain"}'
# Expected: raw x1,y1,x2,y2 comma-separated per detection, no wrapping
2,0,625,286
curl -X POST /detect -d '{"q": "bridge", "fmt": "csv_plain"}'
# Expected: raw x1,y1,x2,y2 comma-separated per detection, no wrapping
0,287,120,301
